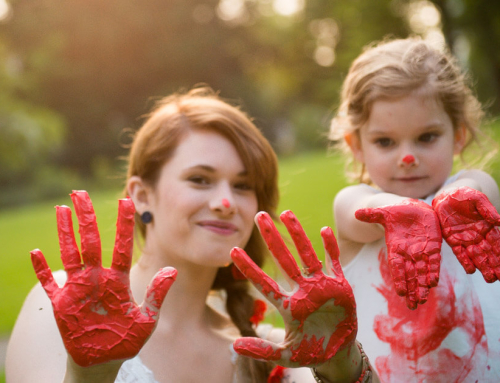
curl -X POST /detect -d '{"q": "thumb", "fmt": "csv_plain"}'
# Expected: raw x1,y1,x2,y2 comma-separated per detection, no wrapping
475,193,500,225
233,337,283,362
355,207,386,224
141,267,177,319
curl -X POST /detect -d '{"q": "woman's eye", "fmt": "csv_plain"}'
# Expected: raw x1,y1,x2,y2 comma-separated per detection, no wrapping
188,176,209,185
419,132,438,143
375,137,393,147
234,182,253,191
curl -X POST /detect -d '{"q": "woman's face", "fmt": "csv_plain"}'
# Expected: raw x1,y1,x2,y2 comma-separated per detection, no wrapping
143,129,258,268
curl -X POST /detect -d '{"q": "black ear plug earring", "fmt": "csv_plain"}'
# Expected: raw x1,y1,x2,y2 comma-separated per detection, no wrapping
141,211,153,224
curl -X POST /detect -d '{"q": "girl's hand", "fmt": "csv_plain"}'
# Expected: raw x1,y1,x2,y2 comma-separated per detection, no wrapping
432,186,500,283
230,210,357,367
30,190,177,367
355,199,442,310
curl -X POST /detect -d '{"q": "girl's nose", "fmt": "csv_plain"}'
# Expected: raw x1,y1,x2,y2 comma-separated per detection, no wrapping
399,154,418,167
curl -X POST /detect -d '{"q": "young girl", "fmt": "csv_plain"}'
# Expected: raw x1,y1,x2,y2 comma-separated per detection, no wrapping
329,37,500,382
7,87,378,383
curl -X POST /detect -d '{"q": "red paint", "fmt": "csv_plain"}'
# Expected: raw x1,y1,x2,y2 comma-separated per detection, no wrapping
231,263,247,280
432,186,500,283
267,365,286,383
402,154,415,164
231,211,357,366
233,338,282,361
30,191,177,367
250,299,267,325
222,198,230,208
356,199,442,309
373,249,487,381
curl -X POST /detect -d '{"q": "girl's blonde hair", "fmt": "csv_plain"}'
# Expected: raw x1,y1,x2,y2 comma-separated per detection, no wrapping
124,86,279,381
329,36,485,183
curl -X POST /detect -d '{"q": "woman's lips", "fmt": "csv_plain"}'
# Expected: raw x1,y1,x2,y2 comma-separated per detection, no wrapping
198,220,238,235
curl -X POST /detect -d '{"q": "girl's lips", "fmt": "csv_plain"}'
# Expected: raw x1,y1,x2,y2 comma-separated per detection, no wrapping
395,176,426,182
198,220,238,235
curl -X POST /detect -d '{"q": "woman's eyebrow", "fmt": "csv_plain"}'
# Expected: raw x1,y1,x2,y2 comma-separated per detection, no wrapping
184,164,249,177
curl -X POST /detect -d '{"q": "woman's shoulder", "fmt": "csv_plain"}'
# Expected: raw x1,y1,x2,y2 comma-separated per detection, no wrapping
6,271,67,382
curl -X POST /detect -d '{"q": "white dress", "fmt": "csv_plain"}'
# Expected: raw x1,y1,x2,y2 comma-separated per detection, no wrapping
343,176,500,382
116,324,275,383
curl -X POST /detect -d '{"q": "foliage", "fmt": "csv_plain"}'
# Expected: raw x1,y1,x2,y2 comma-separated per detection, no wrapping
0,0,409,178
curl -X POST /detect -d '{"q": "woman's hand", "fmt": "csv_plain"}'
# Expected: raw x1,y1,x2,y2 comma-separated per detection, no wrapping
432,186,500,283
230,210,357,368
355,199,442,310
30,190,177,367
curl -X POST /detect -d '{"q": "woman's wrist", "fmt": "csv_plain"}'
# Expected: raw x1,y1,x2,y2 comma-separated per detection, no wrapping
63,355,124,383
311,342,372,383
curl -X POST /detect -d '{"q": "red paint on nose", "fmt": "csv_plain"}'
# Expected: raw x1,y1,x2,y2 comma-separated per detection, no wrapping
222,198,230,208
402,154,415,164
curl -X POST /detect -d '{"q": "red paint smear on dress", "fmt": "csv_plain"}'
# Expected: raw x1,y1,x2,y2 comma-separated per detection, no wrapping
373,248,487,381
268,365,286,382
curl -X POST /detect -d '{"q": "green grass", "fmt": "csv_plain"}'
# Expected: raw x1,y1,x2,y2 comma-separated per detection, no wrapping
0,150,347,337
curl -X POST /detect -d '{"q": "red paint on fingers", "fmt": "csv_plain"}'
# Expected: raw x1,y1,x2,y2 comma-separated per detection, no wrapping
433,186,500,282
356,199,442,309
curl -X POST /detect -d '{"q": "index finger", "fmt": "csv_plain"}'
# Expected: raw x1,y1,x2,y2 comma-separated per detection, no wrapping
111,198,135,272
280,211,322,275
256,212,302,282
70,190,101,267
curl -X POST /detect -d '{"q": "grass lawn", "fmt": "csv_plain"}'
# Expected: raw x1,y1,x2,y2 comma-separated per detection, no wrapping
0,150,348,337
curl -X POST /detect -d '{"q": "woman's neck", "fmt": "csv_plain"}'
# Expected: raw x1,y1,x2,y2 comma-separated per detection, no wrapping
130,251,220,329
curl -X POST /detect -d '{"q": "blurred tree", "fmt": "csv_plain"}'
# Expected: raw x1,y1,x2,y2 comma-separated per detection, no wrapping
430,0,500,113
0,34,68,206
3,0,497,203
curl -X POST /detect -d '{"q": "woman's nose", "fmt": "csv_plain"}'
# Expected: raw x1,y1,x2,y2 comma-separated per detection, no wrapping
211,185,236,214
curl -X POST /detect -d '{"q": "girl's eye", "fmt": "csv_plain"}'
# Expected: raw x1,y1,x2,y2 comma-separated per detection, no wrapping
375,137,393,148
419,132,438,143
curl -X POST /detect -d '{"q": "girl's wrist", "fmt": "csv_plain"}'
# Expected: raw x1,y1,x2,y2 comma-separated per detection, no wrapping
311,342,372,383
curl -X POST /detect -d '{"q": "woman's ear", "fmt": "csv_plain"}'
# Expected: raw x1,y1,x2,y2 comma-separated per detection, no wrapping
453,124,467,154
127,176,153,214
345,131,364,163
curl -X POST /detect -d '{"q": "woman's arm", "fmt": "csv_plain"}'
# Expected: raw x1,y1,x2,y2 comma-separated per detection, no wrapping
7,191,176,383
6,280,68,383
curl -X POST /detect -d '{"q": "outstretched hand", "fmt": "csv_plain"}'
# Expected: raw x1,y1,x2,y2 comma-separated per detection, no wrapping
30,190,177,367
355,199,442,310
432,186,500,283
230,210,357,367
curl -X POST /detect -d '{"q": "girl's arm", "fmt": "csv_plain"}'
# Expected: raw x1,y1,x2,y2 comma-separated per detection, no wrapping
334,184,407,264
436,169,500,210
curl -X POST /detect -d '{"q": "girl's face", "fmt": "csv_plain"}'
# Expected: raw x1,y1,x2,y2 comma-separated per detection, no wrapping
347,92,466,199
140,129,258,268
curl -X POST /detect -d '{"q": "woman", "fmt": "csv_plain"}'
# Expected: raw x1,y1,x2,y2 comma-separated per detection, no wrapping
6,87,376,382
